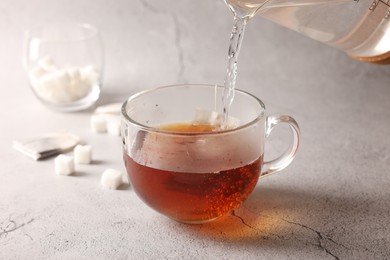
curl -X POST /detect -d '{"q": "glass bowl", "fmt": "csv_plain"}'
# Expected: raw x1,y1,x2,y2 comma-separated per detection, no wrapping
24,22,104,112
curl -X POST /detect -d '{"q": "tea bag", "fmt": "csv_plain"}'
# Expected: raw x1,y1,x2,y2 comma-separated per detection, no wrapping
13,133,80,160
91,103,122,135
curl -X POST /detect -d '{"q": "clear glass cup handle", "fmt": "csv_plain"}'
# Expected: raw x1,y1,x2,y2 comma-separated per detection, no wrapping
261,115,301,177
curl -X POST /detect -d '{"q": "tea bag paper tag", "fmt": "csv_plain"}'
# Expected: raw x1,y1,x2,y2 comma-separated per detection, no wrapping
13,133,80,160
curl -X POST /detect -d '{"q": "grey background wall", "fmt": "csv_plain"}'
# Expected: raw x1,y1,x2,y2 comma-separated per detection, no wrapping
1,1,389,259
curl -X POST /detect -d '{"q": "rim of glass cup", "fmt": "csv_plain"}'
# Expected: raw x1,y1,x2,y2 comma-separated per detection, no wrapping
26,22,100,43
121,84,266,136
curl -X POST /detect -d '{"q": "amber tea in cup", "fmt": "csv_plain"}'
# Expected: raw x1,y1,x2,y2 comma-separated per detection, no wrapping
121,84,300,224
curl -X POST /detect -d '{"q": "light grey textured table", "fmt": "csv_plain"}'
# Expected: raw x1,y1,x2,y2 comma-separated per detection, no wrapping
1,1,390,259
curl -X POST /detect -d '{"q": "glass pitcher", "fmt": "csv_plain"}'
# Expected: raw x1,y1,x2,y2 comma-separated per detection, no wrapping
224,0,390,63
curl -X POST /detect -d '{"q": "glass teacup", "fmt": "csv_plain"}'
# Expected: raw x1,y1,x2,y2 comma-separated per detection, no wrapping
121,84,300,224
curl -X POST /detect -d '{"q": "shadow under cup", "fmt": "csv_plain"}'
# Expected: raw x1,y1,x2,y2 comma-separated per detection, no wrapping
121,84,299,224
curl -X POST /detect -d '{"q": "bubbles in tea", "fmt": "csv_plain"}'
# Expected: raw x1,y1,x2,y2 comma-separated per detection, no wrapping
124,123,263,223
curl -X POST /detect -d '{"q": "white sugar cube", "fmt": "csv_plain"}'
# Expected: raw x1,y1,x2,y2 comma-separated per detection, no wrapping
29,66,47,83
101,169,123,189
106,116,121,136
38,56,57,72
54,154,75,175
66,67,81,81
81,65,99,82
68,68,92,100
91,115,107,133
74,144,92,164
39,69,73,103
